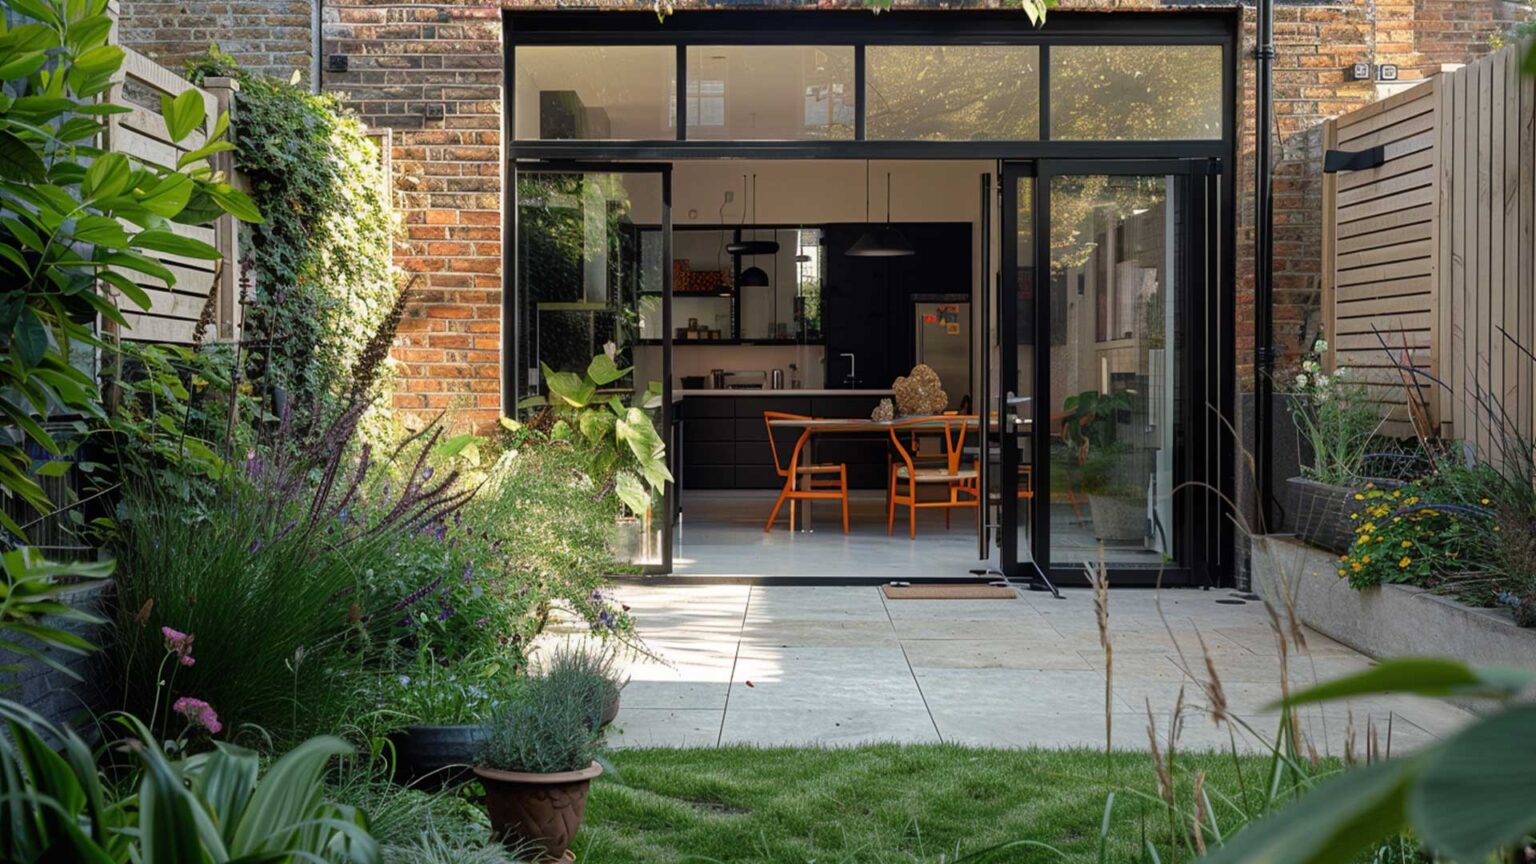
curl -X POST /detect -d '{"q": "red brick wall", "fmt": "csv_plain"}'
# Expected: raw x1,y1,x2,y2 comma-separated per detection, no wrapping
120,0,1530,426
119,0,313,78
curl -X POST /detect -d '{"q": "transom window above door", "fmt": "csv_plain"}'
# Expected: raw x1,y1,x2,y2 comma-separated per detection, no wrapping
509,40,1226,143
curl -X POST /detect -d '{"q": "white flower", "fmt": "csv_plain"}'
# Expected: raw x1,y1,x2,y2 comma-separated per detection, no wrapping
1313,373,1329,389
1295,373,1309,388
1314,338,1328,353
1333,366,1350,379
1302,359,1319,374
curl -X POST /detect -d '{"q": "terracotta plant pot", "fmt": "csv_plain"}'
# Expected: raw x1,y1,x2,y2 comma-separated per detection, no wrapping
476,761,603,861
389,724,488,789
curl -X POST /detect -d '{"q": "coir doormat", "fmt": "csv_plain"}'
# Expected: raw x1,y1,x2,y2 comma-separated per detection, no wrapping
882,583,1017,600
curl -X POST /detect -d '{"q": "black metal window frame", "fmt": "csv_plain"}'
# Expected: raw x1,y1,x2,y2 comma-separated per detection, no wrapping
502,9,1240,586
504,9,1236,161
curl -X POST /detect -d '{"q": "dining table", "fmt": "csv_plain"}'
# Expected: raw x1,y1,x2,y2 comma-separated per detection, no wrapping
765,412,1032,535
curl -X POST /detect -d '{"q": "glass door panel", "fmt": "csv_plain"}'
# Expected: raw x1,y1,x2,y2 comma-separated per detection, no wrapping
998,164,1036,576
1046,171,1180,569
513,165,672,570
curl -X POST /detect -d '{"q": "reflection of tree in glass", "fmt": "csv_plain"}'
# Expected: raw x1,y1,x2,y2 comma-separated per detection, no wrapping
1050,175,1167,275
865,45,1041,140
1051,45,1223,141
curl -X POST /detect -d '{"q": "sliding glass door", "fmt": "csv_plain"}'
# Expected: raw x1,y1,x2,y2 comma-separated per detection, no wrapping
999,159,1219,585
510,163,674,571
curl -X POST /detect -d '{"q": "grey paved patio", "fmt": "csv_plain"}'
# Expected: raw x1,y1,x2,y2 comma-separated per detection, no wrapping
557,584,1477,753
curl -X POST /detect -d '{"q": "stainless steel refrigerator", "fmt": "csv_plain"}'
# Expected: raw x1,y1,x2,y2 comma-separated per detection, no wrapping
913,297,971,412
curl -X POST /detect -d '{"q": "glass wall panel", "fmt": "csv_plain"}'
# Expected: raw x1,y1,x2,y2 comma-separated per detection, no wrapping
1050,45,1223,140
866,45,1041,140
514,46,676,140
684,45,854,140
1047,174,1179,567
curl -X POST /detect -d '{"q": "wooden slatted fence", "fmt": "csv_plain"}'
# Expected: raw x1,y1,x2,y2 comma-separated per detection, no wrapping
1323,40,1536,457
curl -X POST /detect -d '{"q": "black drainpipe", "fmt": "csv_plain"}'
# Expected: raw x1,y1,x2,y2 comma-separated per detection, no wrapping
1253,0,1277,543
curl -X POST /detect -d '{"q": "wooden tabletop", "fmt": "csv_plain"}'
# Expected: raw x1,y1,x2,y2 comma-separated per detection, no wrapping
766,415,1031,431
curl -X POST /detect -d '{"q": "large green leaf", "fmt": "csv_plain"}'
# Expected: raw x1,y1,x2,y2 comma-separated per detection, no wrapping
543,365,595,409
13,307,48,367
1275,659,1533,710
587,352,631,386
132,228,221,260
1411,703,1536,862
186,743,260,849
1200,757,1418,864
137,173,193,218
137,744,206,864
230,736,353,855
615,470,650,516
206,183,262,223
0,130,45,183
82,152,129,201
159,89,206,144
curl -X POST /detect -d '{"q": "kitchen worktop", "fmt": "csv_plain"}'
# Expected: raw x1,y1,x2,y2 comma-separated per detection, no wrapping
675,389,895,397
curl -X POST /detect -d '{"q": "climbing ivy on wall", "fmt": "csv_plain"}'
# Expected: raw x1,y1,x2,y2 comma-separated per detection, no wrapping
185,48,398,426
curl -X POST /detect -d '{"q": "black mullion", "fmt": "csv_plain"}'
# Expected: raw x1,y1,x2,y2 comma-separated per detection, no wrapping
660,165,674,573
998,165,1018,575
1039,43,1050,142
1030,164,1051,579
854,43,866,141
676,44,687,141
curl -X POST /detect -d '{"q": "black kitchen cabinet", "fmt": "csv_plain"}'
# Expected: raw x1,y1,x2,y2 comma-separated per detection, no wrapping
678,395,889,491
822,223,972,391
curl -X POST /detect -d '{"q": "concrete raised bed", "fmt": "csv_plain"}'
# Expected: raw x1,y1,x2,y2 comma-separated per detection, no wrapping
1251,535,1536,668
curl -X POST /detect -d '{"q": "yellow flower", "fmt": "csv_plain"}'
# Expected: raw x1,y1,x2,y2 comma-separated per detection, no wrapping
1374,536,1383,543
1358,535,1371,546
1350,513,1360,520
1401,540,1411,548
1399,556,1412,568
1392,489,1402,498
1337,569,1346,577
1362,555,1372,564
1354,493,1365,501
1351,562,1362,572
1481,498,1491,505
1361,523,1376,534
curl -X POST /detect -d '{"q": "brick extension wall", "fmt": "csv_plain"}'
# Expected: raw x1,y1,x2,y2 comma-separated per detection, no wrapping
119,0,314,78
119,0,1532,429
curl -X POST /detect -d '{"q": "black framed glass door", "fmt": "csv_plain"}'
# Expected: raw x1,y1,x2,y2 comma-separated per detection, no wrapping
999,159,1219,585
509,162,674,572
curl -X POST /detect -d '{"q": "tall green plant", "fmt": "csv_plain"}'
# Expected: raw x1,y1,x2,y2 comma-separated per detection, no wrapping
0,0,260,539
517,344,671,516
1284,336,1383,485
1203,658,1536,864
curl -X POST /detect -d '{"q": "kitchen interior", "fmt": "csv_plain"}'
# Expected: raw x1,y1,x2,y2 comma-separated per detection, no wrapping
626,159,994,578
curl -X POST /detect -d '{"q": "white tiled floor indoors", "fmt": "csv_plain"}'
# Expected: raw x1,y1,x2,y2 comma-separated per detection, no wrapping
672,490,1164,578
548,583,1477,753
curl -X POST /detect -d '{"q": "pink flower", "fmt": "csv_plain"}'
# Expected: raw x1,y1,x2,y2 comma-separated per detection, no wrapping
161,627,195,666
172,696,222,734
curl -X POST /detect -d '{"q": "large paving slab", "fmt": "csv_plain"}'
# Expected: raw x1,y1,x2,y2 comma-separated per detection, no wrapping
574,584,1482,753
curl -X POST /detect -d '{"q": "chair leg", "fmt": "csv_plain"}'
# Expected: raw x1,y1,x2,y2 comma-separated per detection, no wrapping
908,480,917,540
840,467,849,534
765,483,790,533
887,483,896,536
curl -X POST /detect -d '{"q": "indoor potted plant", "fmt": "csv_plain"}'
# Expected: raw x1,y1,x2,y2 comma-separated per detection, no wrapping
381,648,522,789
1079,443,1146,544
475,675,603,861
1284,335,1385,552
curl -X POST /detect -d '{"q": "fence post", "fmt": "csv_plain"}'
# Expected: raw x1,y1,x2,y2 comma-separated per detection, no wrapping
203,76,242,342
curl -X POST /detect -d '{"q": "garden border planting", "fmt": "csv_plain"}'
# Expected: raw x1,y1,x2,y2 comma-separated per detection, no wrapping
1252,536,1536,673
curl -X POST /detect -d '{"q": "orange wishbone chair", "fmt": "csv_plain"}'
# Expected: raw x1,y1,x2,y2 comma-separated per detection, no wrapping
763,411,849,534
886,415,980,539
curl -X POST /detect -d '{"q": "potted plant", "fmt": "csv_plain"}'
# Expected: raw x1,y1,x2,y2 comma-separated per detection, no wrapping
1284,336,1385,552
381,649,523,789
1079,443,1146,544
475,675,603,861
1060,388,1143,544
543,641,629,730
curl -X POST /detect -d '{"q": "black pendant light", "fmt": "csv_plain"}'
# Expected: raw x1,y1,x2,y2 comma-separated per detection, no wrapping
737,174,772,287
846,162,915,258
727,173,780,257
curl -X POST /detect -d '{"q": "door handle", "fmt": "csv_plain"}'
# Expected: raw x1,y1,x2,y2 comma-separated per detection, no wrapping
1004,391,1027,431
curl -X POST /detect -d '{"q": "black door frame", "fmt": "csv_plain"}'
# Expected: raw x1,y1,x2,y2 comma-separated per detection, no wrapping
509,162,675,575
998,158,1224,588
503,8,1240,586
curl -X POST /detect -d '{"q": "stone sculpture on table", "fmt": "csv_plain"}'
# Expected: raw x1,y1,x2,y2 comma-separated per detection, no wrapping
891,364,947,416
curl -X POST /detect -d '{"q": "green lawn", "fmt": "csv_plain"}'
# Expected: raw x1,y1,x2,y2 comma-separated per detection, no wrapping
573,745,1297,864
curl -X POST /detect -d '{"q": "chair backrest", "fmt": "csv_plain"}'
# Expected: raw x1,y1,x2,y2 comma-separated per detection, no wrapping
763,411,809,476
888,415,977,478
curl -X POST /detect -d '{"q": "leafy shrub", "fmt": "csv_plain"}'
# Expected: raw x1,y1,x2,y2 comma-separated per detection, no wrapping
184,47,398,433
365,646,525,728
0,0,259,542
1337,481,1493,590
479,674,599,775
